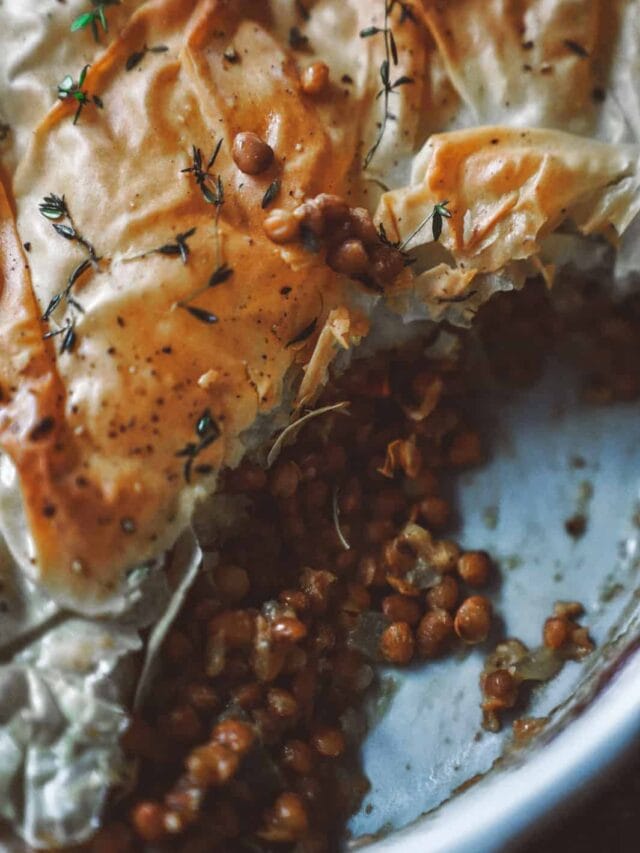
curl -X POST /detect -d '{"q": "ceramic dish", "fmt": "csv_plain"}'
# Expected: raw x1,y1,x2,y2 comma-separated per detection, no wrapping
350,355,640,849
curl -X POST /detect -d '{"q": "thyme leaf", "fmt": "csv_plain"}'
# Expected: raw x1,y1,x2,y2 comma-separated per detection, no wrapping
42,258,92,320
208,138,223,170
68,258,93,289
209,263,234,287
181,305,219,325
61,323,77,353
126,50,146,71
391,75,414,89
57,66,102,124
398,200,452,250
71,1,120,42
39,194,68,221
44,319,77,354
196,410,215,438
126,44,169,71
389,30,398,65
289,26,310,50
153,228,197,264
261,179,281,209
70,12,94,32
42,294,62,321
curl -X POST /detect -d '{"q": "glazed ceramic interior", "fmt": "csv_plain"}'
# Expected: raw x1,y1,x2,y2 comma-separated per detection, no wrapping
349,350,640,850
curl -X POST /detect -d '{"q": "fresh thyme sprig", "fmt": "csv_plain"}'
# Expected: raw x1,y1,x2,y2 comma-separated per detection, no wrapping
39,193,98,262
360,1,415,169
177,263,234,324
399,200,452,250
57,65,103,125
181,142,224,206
153,228,197,263
180,142,228,323
208,263,234,286
43,258,92,320
71,1,120,43
125,44,169,72
374,202,451,268
365,176,391,193
39,193,100,351
176,408,221,483
126,228,197,265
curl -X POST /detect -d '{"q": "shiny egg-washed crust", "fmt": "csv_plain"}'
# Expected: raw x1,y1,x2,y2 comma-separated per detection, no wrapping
4,0,369,609
4,0,437,610
2,0,640,611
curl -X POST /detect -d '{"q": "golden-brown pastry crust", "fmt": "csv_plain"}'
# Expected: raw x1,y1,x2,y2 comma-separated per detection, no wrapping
418,0,613,135
379,125,640,276
2,0,392,609
3,0,640,612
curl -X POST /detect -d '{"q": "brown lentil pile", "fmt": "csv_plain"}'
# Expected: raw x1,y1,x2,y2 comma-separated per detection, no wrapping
96,278,615,852
98,336,502,852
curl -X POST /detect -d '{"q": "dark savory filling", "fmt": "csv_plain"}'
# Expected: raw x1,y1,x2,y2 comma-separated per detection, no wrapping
91,277,640,852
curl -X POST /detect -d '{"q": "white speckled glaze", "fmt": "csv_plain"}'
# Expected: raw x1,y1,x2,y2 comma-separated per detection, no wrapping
351,354,640,850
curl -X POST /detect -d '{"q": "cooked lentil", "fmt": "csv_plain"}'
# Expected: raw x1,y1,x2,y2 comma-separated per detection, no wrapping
231,132,274,175
300,61,330,96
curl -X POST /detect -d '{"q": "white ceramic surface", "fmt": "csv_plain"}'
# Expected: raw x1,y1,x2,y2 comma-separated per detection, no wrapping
350,354,640,850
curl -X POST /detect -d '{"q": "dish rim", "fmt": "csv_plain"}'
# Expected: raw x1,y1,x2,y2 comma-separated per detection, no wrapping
361,639,640,852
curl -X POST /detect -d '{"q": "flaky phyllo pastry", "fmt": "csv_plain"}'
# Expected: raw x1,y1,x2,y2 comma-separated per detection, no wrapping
1,0,640,846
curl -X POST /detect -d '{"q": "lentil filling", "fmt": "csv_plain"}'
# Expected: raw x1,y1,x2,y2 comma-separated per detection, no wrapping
90,276,640,852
